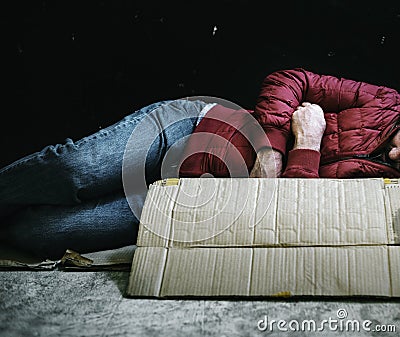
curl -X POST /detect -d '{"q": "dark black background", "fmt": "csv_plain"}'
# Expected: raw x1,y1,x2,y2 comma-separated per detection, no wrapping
1,0,400,168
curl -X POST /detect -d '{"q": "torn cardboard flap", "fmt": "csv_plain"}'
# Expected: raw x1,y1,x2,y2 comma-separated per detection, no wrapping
128,178,400,298
0,244,136,270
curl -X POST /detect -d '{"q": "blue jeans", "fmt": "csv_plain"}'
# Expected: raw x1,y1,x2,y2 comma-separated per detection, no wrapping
0,99,208,258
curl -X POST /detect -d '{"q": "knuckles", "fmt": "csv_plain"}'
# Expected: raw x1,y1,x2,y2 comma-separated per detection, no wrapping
292,102,326,134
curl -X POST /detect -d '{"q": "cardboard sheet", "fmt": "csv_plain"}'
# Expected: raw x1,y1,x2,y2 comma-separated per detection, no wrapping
129,246,400,297
138,178,393,247
127,178,400,298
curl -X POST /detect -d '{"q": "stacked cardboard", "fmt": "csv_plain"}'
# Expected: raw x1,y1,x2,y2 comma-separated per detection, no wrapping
127,178,400,297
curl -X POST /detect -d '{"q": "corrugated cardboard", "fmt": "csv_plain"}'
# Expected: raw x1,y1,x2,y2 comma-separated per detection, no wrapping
127,178,400,298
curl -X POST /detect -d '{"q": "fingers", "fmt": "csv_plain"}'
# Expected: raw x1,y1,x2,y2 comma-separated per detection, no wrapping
292,102,326,134
298,102,322,110
295,102,324,116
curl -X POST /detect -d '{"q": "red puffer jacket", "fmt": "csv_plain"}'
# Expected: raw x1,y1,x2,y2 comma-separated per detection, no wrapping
179,68,400,178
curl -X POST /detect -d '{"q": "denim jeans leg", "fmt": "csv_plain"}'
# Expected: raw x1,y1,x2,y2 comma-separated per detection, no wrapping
0,100,206,217
2,191,140,258
0,99,209,256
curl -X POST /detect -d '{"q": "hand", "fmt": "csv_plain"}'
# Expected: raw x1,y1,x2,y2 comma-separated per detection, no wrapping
292,102,326,151
388,130,400,170
250,148,282,177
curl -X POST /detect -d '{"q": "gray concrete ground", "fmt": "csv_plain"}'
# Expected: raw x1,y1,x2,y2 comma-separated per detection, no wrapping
1,270,400,337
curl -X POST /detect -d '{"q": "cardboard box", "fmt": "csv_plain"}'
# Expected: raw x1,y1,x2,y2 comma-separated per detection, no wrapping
127,178,400,298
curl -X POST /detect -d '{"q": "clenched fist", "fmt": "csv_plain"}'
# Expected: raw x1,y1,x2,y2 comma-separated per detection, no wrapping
292,102,326,151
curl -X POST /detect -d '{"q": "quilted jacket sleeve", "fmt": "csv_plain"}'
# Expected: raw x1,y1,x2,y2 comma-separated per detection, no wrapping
254,68,399,177
254,68,309,155
254,67,399,156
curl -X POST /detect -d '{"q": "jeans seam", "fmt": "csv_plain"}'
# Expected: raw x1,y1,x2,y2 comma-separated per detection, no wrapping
0,100,189,176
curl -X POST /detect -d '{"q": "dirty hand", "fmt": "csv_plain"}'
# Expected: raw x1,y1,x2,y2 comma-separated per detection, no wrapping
292,102,326,151
250,148,282,178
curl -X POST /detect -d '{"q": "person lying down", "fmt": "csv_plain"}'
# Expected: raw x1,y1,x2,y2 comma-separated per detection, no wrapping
0,68,399,258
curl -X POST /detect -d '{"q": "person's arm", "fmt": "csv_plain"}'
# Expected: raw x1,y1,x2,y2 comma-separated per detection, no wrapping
253,67,400,175
281,102,326,178
249,69,310,177
249,102,326,178
253,68,310,156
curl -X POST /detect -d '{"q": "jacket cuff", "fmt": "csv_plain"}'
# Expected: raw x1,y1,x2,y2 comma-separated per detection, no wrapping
282,149,321,178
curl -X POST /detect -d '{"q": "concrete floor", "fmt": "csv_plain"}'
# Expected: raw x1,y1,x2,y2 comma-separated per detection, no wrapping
1,271,400,336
